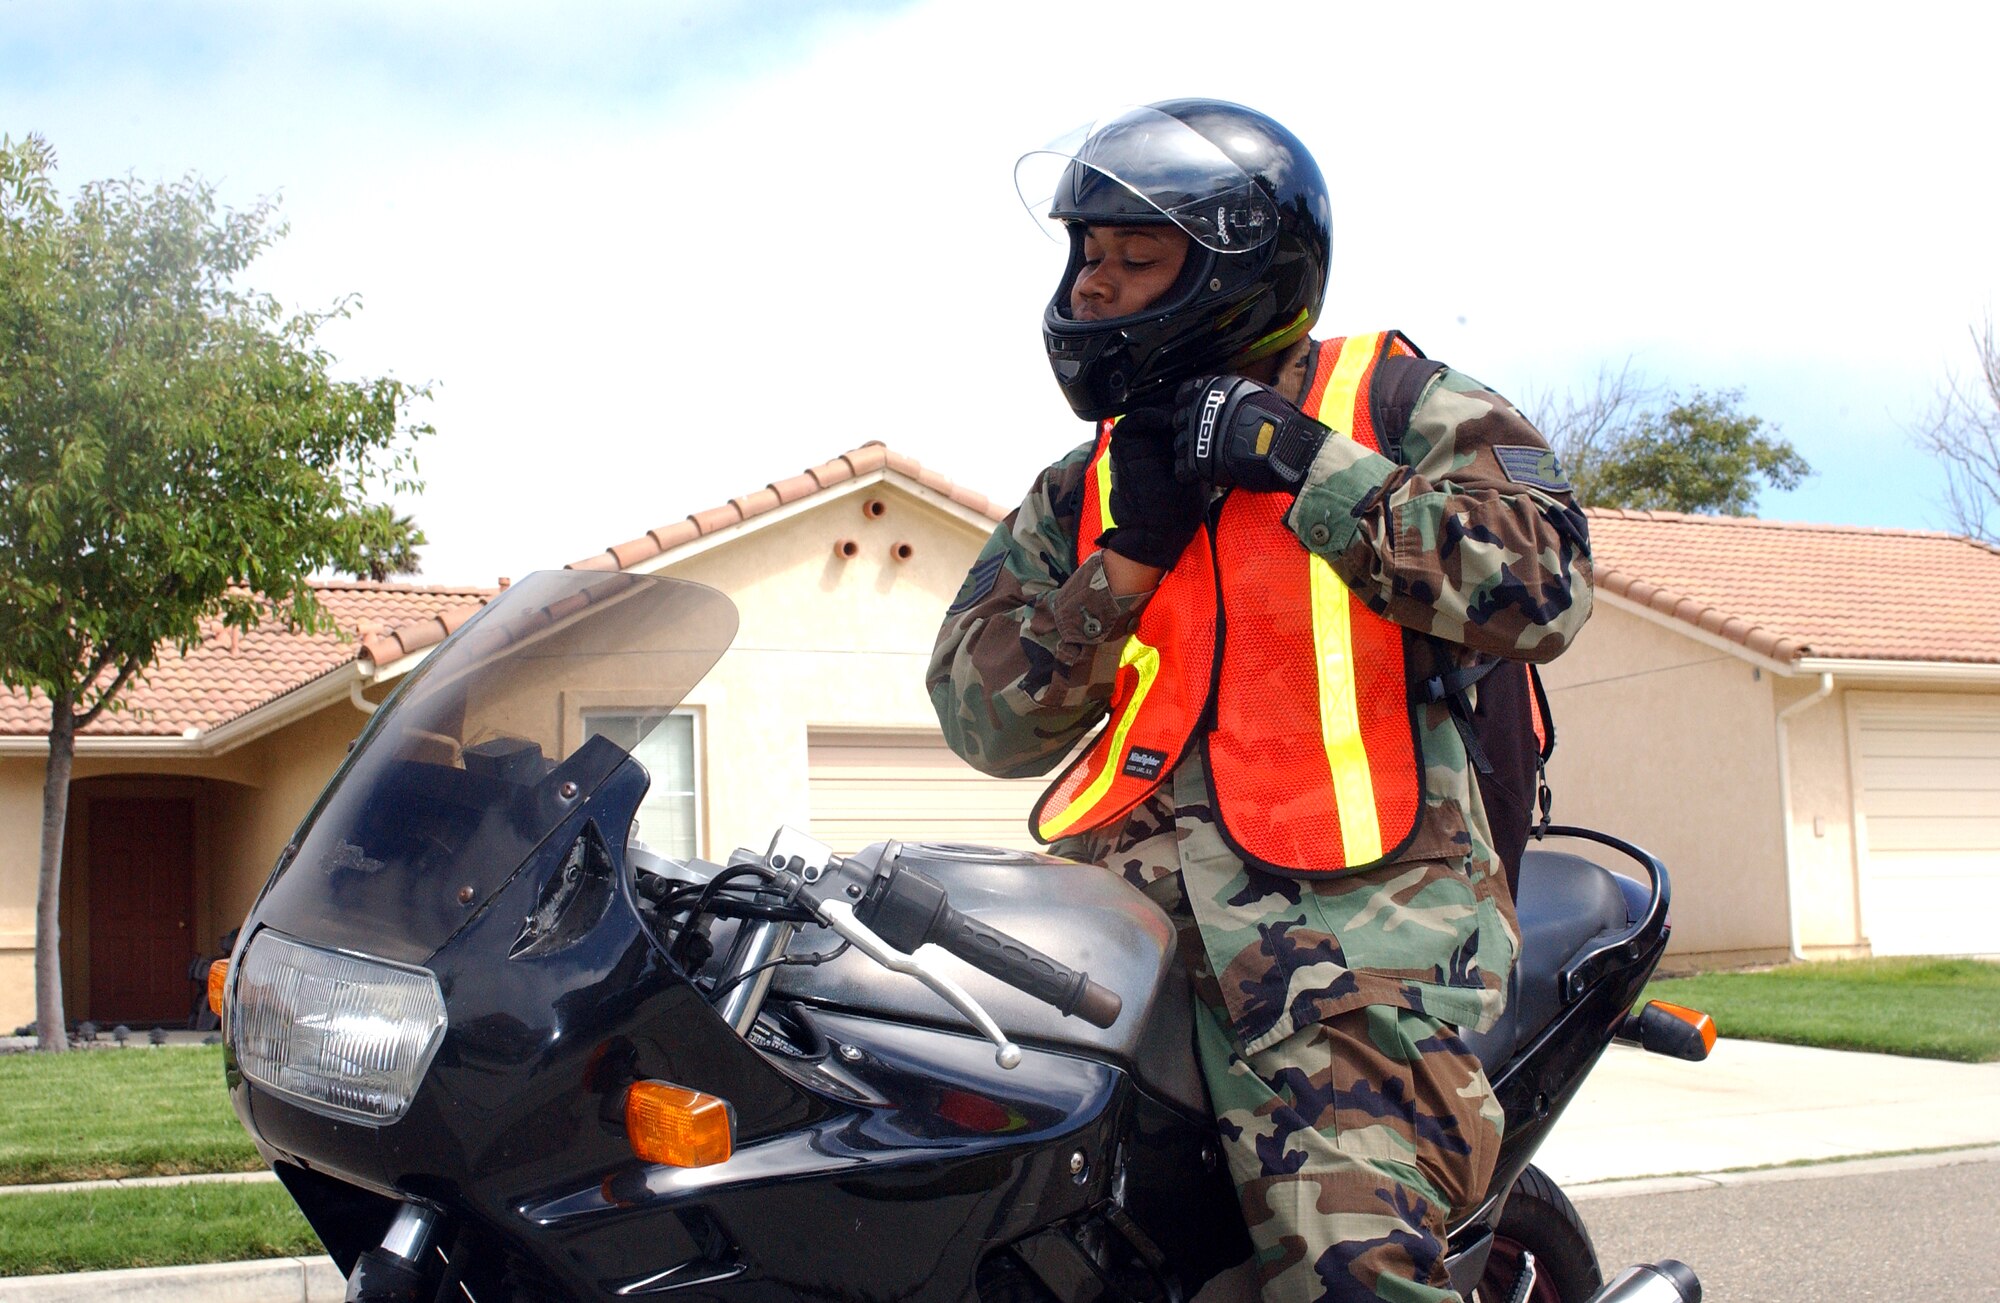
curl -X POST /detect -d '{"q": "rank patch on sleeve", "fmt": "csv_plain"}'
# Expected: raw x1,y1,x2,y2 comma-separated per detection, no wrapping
1494,445,1571,492
946,553,1004,615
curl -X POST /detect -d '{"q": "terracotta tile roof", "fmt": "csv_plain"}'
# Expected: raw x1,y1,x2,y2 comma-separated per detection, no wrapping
0,582,495,739
355,592,493,669
568,441,1008,573
1587,508,2000,665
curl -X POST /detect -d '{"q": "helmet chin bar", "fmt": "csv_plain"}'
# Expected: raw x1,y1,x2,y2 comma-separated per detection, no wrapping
1044,236,1275,420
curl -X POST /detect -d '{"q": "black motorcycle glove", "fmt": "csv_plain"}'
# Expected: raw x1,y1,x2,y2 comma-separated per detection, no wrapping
1172,374,1332,494
1097,406,1206,568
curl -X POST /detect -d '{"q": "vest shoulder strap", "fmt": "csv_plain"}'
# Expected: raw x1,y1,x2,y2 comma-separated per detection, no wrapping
1366,352,1446,466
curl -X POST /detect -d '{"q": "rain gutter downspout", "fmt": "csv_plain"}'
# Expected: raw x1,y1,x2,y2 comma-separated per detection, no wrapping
350,679,379,716
1775,672,1835,961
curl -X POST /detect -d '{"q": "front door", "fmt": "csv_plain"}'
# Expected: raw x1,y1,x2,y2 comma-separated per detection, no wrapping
87,797,196,1026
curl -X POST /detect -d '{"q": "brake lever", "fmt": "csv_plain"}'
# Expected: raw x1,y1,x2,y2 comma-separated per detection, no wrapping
817,901,1024,1070
759,826,1025,1070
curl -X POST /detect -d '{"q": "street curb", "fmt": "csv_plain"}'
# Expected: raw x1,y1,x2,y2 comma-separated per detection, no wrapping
0,1171,276,1198
0,1256,342,1302
1564,1142,2000,1202
6,1145,1996,1297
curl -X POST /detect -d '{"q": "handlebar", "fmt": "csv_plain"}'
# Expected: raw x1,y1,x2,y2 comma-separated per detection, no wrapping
854,861,1122,1029
703,829,1121,1068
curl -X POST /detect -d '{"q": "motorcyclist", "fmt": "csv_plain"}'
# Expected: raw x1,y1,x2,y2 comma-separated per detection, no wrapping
929,99,1593,1302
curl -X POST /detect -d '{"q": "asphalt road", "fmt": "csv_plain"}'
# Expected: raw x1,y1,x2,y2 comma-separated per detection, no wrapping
1577,1154,2000,1301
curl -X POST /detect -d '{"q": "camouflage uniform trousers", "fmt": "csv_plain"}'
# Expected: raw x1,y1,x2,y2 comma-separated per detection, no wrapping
1146,874,1505,1303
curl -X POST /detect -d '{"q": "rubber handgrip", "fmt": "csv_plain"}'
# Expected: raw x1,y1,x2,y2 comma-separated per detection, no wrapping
1071,978,1123,1030
930,906,1123,1029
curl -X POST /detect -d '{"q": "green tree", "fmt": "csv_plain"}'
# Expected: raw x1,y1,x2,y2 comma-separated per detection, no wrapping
1532,368,1810,515
1592,388,1811,514
0,135,430,1050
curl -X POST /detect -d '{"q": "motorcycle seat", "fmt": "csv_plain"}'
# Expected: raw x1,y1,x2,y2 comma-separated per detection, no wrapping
1462,848,1640,1072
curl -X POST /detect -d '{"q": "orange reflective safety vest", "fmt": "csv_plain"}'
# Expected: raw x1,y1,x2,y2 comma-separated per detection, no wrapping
1032,331,1427,876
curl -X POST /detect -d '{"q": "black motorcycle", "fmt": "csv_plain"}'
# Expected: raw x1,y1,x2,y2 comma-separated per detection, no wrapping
219,569,1710,1303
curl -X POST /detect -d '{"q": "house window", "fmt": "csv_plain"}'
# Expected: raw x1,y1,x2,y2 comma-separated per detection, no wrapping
582,710,701,859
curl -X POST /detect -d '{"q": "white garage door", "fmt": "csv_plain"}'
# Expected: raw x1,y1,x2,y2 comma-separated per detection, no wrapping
1855,700,2000,957
807,729,1052,854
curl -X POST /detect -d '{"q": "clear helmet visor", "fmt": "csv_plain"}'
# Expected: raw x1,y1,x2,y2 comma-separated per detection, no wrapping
1015,105,1277,255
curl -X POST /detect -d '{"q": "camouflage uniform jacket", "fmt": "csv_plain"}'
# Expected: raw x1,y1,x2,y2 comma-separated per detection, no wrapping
928,338,1593,1054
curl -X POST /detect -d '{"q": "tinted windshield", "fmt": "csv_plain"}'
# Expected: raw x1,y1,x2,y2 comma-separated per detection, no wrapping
252,571,738,964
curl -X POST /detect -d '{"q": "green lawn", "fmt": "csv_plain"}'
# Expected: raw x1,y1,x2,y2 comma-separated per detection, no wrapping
1645,957,2000,1063
0,1181,321,1277
0,1045,262,1184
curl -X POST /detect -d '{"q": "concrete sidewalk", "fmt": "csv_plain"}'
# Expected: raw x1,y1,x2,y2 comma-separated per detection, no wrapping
0,1258,341,1302
1534,1036,2000,1189
6,1038,1999,1300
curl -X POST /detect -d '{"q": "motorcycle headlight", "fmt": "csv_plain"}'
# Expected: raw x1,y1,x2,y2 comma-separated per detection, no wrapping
231,930,447,1125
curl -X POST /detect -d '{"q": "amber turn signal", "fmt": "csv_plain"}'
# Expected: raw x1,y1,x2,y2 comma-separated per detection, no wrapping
1619,999,1717,1061
1649,1000,1718,1056
625,1080,734,1168
207,960,229,1017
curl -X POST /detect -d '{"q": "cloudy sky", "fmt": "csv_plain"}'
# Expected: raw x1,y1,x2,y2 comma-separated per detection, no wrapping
6,1,1996,586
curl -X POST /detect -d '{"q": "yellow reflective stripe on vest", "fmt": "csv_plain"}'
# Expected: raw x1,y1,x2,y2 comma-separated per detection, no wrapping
1091,417,1120,534
1096,440,1117,531
1037,634,1160,840
1308,554,1382,863
1320,331,1379,443
1308,331,1385,864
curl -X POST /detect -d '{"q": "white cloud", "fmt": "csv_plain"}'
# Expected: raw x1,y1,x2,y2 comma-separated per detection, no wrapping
7,0,1997,582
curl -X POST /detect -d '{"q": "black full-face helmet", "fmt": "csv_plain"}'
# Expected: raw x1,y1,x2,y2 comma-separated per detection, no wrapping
1016,99,1332,420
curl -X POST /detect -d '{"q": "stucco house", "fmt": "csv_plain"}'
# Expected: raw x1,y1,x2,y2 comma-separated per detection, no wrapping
8,446,1996,1029
1543,509,2000,968
552,443,1037,861
0,583,495,1031
0,444,1026,1031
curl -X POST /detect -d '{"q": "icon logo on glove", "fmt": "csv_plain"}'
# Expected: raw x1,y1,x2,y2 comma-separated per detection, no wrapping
1174,375,1329,496
1194,386,1226,461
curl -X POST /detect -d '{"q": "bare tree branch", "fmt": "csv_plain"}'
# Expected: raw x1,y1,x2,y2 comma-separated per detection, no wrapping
1913,317,2000,543
1523,359,1663,505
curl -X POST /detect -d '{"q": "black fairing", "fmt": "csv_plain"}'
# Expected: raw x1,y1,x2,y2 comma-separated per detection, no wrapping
231,803,1671,1300
507,1011,1237,1301
230,767,1237,1300
230,759,820,1289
